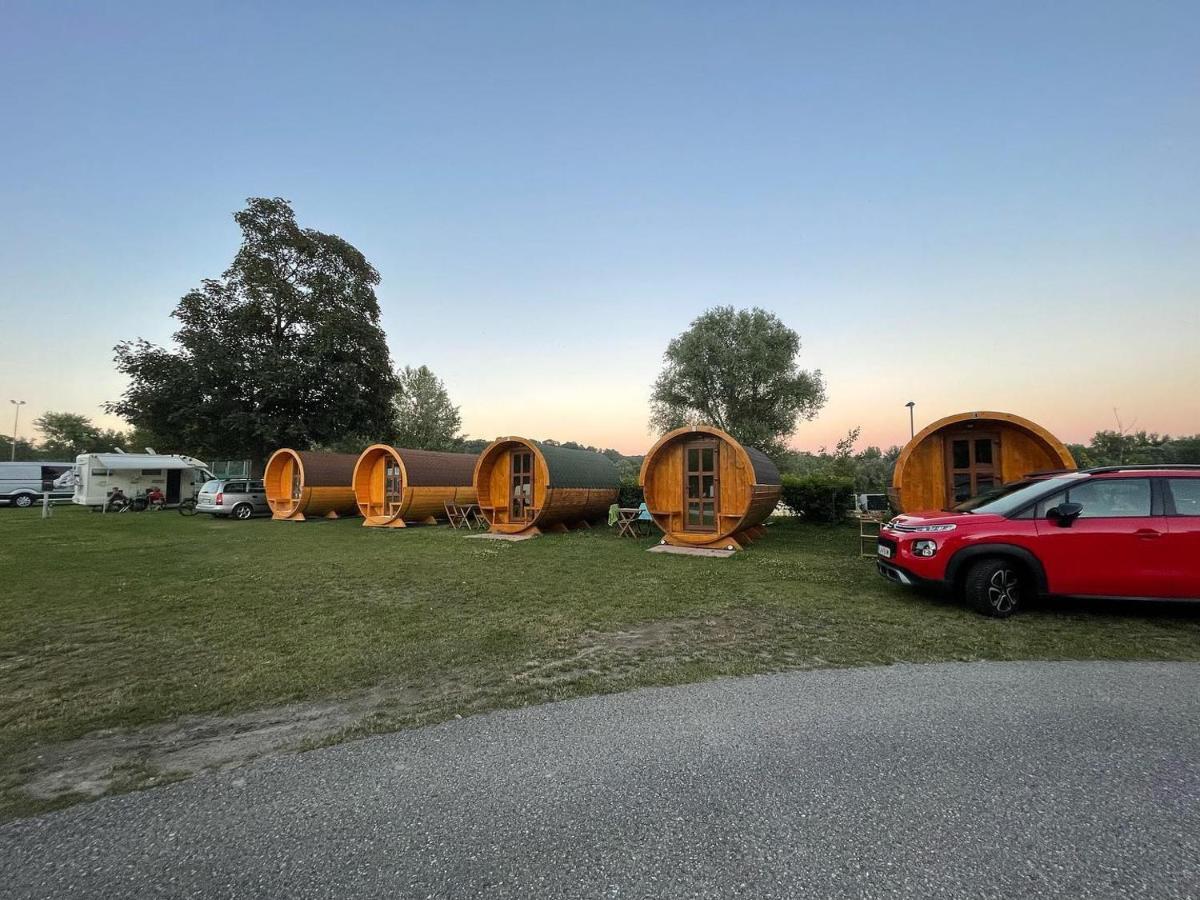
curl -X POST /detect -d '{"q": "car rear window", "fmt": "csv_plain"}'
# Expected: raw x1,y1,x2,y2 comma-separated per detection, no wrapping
1168,478,1200,516
200,480,222,493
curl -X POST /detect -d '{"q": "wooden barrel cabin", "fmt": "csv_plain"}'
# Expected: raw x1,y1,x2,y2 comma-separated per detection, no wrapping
473,437,620,535
639,425,782,551
352,445,478,528
264,448,360,521
889,411,1076,513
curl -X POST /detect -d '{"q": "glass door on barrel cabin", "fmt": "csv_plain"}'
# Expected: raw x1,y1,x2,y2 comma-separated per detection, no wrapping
510,450,534,523
683,439,719,532
945,432,1000,504
383,455,403,517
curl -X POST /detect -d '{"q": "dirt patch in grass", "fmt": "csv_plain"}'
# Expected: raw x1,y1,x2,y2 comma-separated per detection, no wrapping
18,690,392,804
15,614,764,806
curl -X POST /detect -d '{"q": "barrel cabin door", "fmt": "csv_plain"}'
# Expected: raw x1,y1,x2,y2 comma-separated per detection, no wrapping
510,450,534,523
945,432,1000,504
683,440,719,532
383,456,403,518
291,463,303,506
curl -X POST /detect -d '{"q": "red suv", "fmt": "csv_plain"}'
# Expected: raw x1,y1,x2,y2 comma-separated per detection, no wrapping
876,466,1200,616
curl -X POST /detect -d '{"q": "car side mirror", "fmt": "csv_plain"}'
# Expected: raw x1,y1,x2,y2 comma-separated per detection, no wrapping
1047,502,1083,527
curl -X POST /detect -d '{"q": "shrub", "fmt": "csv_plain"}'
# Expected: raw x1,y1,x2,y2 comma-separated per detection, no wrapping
779,474,855,523
617,475,644,507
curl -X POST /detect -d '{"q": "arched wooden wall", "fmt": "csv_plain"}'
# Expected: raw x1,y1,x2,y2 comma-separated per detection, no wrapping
352,445,478,527
889,411,1076,513
264,448,360,521
473,437,619,535
639,425,781,551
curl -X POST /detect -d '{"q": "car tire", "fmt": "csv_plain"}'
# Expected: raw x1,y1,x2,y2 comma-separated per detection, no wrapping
232,503,254,521
965,558,1024,618
12,493,37,508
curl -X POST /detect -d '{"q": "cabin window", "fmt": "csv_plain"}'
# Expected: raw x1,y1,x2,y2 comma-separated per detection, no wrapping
291,465,302,500
510,451,534,520
945,432,999,504
683,440,719,531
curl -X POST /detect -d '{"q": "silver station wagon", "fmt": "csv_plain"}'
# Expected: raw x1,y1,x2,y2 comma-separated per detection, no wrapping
194,478,270,520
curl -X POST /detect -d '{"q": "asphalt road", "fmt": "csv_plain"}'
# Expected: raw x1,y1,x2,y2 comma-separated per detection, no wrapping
3,662,1199,899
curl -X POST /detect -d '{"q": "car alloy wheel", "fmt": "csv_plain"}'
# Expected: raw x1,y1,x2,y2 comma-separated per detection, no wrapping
233,504,253,520
987,568,1020,615
13,494,34,508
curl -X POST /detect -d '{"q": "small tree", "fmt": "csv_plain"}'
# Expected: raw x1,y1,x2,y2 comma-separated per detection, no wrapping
391,365,464,451
33,412,101,458
108,198,398,466
650,306,826,457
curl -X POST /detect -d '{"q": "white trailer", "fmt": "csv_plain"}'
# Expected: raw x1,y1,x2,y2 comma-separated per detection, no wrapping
72,453,214,508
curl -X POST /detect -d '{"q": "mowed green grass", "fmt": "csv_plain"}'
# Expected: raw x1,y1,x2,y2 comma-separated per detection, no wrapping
2,505,1199,818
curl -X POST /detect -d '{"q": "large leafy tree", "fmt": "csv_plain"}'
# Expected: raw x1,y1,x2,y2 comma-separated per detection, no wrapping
391,365,464,451
108,198,398,465
650,306,826,457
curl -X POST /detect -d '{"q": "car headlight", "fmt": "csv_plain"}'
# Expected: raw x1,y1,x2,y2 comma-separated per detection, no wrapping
908,524,956,532
912,539,938,557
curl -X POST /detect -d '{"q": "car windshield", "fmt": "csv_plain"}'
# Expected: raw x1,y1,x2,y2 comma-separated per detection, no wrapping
963,473,1086,516
953,481,1036,512
200,480,221,493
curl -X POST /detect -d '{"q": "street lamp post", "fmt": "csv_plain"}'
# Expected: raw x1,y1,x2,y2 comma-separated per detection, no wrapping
10,400,26,461
905,401,915,440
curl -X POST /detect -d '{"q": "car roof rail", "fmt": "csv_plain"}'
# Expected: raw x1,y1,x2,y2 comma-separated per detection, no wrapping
1083,464,1200,474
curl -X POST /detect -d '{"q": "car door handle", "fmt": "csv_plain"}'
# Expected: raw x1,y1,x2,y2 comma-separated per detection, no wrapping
1135,529,1162,540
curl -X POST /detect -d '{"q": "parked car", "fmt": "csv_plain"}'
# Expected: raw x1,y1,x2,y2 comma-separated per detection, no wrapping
0,461,75,507
194,479,270,520
876,465,1200,616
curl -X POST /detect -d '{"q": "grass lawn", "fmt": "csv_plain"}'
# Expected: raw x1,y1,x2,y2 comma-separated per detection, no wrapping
2,505,1199,820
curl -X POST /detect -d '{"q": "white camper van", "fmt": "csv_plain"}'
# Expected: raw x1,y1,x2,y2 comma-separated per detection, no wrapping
0,461,76,507
72,453,214,509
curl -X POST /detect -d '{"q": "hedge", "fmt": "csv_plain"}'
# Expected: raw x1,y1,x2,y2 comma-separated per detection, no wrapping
617,475,644,507
779,474,856,523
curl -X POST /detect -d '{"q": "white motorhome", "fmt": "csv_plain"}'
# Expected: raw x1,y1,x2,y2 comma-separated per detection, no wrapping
72,453,214,508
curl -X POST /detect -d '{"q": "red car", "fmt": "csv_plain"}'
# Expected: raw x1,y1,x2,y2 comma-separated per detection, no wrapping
876,466,1200,616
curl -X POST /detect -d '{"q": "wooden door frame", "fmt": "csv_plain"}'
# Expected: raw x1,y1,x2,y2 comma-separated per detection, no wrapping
682,439,720,532
510,450,534,523
944,431,1001,504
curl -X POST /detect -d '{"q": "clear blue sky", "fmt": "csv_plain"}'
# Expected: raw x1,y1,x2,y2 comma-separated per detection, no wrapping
2,1,1197,454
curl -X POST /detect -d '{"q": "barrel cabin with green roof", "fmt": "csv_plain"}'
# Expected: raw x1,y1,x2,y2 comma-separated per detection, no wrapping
264,448,360,521
639,425,781,551
473,437,620,535
352,444,477,528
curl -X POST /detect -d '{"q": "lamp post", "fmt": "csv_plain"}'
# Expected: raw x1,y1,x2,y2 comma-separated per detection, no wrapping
10,400,26,461
905,401,915,440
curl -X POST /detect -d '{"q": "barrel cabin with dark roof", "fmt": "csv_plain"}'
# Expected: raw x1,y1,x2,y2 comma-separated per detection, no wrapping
639,425,782,551
473,437,620,535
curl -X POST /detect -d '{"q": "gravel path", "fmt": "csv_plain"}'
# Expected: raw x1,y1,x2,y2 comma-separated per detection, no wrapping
3,661,1198,899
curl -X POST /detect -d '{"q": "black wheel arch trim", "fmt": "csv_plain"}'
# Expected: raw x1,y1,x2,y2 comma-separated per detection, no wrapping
946,544,1048,595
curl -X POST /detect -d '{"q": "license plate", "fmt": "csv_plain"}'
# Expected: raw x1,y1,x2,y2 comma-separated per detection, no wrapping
877,544,892,559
